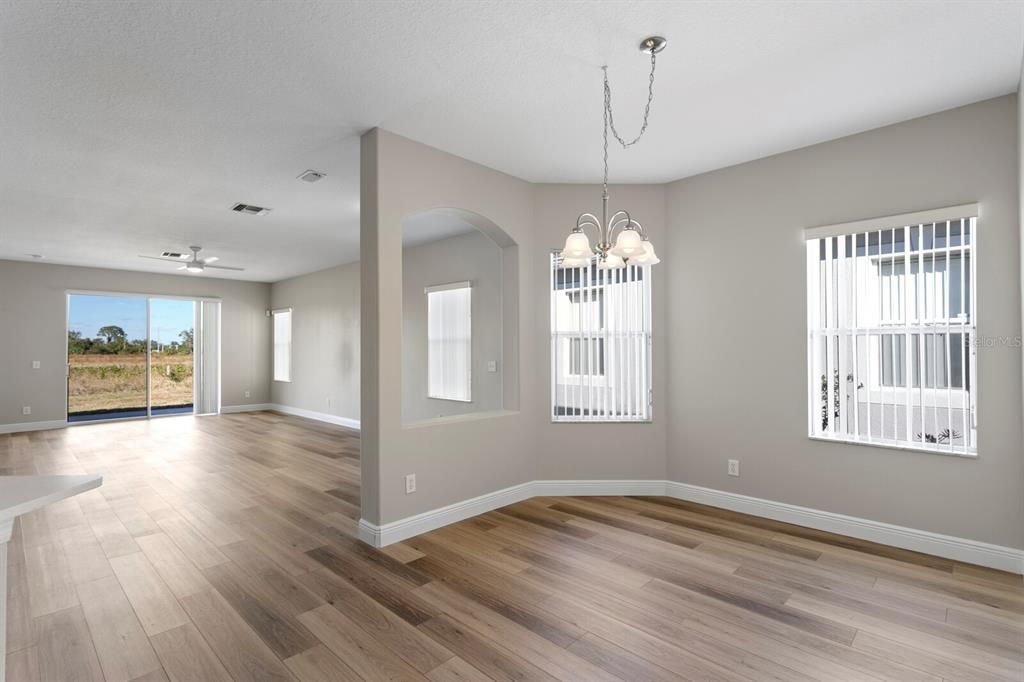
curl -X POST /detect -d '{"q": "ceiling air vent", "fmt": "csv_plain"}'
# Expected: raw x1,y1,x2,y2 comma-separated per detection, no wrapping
297,169,326,183
232,203,272,216
161,251,189,260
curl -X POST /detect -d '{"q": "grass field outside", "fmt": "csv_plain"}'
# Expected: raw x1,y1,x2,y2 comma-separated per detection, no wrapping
68,353,193,414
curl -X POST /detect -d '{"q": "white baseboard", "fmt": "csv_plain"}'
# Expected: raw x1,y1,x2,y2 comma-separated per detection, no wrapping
531,479,669,497
359,481,536,547
0,419,67,435
358,478,1024,574
219,403,359,430
220,403,274,414
665,482,1024,575
266,403,360,431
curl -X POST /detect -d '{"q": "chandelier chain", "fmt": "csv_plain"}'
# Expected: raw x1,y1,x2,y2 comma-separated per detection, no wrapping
600,50,657,194
603,50,657,149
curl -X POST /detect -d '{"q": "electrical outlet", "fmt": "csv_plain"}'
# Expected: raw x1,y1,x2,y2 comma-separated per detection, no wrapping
728,459,740,477
244,391,251,398
22,406,31,416
405,474,417,494
31,360,40,369
487,360,497,373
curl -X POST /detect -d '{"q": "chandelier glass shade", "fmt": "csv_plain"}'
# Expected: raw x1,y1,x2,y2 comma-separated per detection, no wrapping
559,36,666,270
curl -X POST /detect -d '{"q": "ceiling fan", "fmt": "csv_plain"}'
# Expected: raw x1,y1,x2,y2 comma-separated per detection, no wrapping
139,246,244,273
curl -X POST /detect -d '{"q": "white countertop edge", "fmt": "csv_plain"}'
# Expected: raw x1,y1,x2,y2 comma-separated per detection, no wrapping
0,474,103,524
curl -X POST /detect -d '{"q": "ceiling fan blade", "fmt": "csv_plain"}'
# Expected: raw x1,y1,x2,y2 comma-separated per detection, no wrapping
203,256,219,263
204,264,245,271
139,255,188,263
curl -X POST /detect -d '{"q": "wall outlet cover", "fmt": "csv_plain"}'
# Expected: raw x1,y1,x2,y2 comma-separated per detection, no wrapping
31,360,40,369
728,459,740,477
405,474,417,494
22,406,31,415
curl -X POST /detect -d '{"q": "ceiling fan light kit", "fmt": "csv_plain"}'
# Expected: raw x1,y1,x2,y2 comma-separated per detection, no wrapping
559,35,665,270
138,245,244,274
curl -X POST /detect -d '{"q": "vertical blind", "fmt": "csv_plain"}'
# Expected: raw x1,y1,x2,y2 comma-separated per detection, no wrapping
272,308,292,382
550,253,652,422
427,282,472,402
195,299,221,414
806,214,977,454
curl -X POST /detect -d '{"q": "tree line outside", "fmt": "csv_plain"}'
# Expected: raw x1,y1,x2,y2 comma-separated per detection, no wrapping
67,326,193,355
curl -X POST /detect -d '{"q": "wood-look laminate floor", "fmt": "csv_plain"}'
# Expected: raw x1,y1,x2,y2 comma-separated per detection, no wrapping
2,412,1022,682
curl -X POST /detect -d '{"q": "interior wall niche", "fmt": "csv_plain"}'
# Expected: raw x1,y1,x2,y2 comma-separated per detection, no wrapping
401,208,519,424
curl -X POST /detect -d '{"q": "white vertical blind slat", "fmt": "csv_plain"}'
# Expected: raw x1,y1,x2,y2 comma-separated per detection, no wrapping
903,225,913,445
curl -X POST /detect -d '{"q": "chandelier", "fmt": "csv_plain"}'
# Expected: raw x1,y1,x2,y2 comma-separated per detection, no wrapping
560,36,666,269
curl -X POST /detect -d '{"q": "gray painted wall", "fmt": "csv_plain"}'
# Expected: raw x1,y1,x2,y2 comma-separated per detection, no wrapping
361,129,535,525
665,95,1023,549
1019,80,1024,454
402,230,505,423
0,260,271,426
270,262,360,421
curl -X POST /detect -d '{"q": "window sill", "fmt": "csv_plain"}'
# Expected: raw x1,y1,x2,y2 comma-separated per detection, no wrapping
403,409,519,430
551,418,653,425
807,435,977,459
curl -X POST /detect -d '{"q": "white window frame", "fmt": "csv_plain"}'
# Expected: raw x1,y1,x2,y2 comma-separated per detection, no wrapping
805,204,978,456
272,308,292,383
426,281,472,403
550,253,653,423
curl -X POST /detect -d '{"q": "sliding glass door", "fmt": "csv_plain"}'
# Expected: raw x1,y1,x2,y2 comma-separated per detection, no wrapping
67,293,218,423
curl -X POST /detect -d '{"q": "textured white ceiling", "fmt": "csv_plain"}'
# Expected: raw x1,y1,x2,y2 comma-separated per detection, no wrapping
0,1,1020,281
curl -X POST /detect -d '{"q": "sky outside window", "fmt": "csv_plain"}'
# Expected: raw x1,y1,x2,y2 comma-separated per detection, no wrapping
69,294,194,344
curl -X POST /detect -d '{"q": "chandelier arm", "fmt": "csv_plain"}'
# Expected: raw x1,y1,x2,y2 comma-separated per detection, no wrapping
575,214,602,234
608,210,633,235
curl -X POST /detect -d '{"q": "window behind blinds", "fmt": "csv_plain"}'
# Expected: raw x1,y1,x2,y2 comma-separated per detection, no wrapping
272,308,292,383
806,210,977,454
550,254,652,422
427,282,472,402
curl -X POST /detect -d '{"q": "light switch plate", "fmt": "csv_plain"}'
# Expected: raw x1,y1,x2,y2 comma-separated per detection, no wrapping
31,360,40,369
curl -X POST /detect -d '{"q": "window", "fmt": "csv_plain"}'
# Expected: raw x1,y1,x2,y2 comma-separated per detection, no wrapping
272,308,292,382
550,254,652,422
426,282,471,402
806,207,977,454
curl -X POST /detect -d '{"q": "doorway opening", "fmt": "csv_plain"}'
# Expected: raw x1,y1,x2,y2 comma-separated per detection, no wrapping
66,292,220,423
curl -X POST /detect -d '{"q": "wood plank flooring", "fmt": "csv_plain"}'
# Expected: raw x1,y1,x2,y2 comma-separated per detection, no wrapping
3,412,1022,681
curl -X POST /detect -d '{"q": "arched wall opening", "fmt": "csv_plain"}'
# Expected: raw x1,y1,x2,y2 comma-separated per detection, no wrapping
400,207,520,424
